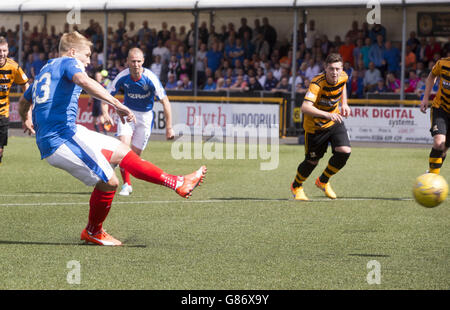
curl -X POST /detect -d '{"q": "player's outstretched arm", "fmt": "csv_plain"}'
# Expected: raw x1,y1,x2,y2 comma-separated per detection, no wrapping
340,84,351,118
18,95,35,135
72,72,135,124
160,96,174,140
420,72,437,114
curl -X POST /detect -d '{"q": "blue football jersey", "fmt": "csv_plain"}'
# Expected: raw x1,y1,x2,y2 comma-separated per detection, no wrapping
23,56,85,159
107,68,166,112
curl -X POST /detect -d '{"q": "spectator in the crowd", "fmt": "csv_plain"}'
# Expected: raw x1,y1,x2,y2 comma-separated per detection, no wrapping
157,22,170,44
352,38,364,68
165,73,178,90
297,61,308,80
238,17,252,41
230,38,245,68
254,32,270,60
305,20,318,50
261,17,277,51
360,37,372,69
339,36,355,66
206,41,223,74
216,77,228,91
126,21,138,39
203,77,217,91
256,67,266,87
417,37,427,63
346,21,360,44
369,24,386,43
165,30,181,51
416,72,439,99
271,62,281,81
116,21,127,39
195,42,208,86
373,78,388,93
405,44,417,71
407,30,420,55
264,71,278,91
245,76,263,92
241,31,255,60
350,70,364,98
185,22,196,48
138,21,151,42
364,61,381,92
343,61,354,92
150,54,162,79
152,39,170,64
407,69,420,91
296,78,310,94
386,72,400,92
176,57,192,82
305,58,320,81
382,40,400,76
252,19,262,42
31,52,46,78
369,34,385,74
271,77,291,93
424,37,441,63
196,21,208,45
24,54,34,79
177,75,192,90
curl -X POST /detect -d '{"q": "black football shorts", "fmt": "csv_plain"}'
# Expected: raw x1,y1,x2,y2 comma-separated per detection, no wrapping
304,121,351,161
430,107,450,147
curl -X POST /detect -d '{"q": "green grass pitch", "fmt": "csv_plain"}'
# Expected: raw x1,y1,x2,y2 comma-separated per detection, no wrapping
0,136,448,290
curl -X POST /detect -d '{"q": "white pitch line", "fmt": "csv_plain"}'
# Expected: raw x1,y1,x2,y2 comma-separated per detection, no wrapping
0,197,413,207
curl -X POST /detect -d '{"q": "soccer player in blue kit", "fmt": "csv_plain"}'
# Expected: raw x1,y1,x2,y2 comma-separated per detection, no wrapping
18,32,206,246
107,48,175,196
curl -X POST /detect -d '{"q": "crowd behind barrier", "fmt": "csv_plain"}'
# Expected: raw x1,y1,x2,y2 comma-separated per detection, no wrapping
2,17,449,99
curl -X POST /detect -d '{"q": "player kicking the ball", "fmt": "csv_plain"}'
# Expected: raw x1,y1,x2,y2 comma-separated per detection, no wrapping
19,32,206,246
291,53,351,201
106,48,175,196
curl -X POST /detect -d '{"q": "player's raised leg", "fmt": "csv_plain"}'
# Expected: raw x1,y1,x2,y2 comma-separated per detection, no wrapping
111,142,206,199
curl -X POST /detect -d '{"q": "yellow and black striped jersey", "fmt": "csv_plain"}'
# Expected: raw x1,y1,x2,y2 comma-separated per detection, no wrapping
302,71,348,133
0,58,28,118
431,57,450,113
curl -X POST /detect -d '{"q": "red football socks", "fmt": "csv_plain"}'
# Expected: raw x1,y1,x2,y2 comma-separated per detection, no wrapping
120,167,131,186
119,151,180,190
86,188,116,235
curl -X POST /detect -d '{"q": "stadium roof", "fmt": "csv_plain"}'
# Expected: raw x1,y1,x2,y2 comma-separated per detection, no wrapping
1,0,449,12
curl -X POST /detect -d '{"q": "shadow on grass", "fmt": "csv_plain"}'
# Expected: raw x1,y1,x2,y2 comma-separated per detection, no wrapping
0,240,146,248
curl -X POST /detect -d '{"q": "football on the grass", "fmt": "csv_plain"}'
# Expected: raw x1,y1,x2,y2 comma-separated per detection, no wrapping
413,173,448,208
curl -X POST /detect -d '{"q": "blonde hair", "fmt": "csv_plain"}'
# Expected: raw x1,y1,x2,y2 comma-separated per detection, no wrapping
59,31,92,53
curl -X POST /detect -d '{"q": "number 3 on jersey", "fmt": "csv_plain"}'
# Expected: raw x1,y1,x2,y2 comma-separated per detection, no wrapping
33,72,51,104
